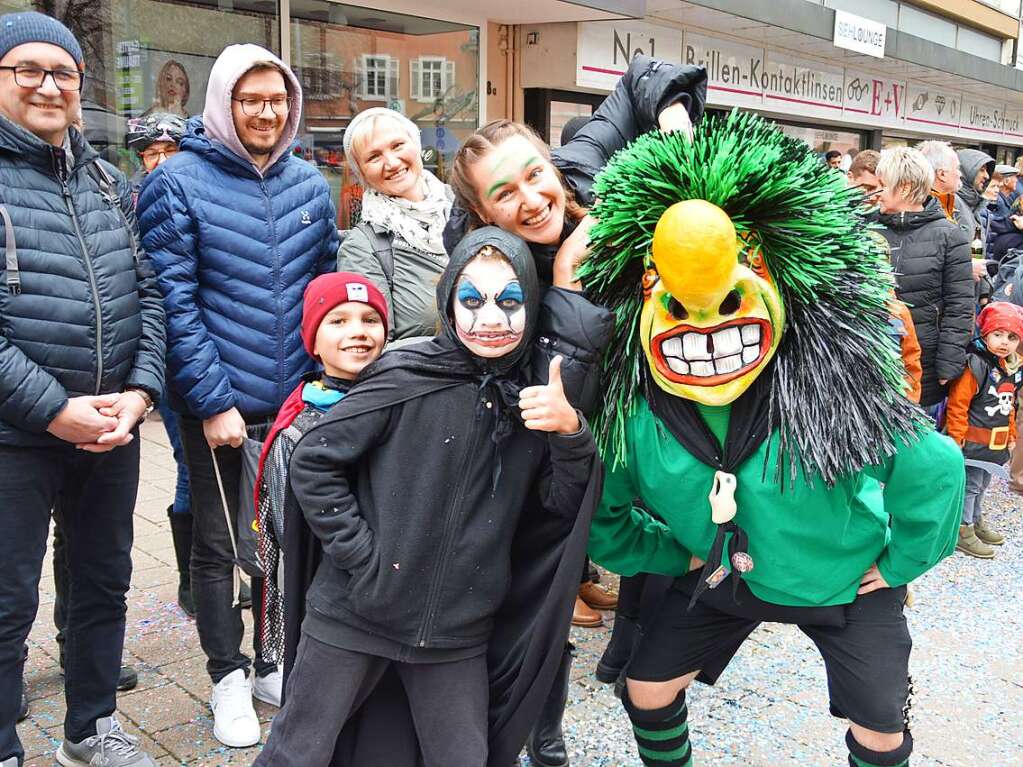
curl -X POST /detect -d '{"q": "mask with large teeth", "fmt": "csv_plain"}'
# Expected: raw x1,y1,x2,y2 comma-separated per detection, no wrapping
640,200,785,406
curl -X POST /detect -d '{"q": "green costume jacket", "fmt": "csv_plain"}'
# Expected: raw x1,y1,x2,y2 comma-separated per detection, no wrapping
588,397,965,608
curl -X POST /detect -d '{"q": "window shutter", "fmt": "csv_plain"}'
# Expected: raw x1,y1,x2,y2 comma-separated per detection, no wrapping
387,57,399,100
410,59,421,101
356,56,368,99
444,60,455,93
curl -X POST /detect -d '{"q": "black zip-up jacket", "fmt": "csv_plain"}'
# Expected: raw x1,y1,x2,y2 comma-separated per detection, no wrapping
0,115,165,446
289,229,609,653
877,197,973,406
292,380,596,650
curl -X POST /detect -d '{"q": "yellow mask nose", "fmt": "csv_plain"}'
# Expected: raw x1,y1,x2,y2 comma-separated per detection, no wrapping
651,200,740,311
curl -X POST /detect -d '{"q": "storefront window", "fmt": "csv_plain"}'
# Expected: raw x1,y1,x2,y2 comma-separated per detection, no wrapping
776,123,863,168
2,0,278,177
288,1,480,228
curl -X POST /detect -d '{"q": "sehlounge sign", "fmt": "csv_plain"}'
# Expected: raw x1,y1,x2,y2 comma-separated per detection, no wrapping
833,10,886,59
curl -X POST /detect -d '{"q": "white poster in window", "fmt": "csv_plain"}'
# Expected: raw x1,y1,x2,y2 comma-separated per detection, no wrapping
576,21,683,90
683,32,764,108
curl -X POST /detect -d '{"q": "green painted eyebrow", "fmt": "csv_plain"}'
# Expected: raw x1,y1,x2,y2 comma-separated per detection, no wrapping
487,177,512,198
522,155,539,169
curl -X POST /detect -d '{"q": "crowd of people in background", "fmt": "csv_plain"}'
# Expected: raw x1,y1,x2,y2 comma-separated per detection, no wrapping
0,8,1015,767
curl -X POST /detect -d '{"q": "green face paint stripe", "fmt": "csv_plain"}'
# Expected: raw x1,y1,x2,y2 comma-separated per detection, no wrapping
637,741,692,763
487,177,512,198
522,155,539,169
632,721,688,741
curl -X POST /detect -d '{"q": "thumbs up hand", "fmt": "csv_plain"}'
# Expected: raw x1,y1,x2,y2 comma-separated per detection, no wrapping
518,356,581,434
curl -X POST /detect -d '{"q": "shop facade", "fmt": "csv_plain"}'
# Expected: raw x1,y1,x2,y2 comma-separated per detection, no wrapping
517,7,1023,165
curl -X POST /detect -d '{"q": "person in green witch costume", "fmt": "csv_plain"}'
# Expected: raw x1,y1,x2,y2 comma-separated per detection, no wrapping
580,112,965,767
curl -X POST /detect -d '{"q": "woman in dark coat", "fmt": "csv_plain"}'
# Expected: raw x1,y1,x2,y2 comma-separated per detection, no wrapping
875,147,974,409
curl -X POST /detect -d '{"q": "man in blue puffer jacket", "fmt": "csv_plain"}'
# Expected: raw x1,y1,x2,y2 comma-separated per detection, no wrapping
137,43,337,749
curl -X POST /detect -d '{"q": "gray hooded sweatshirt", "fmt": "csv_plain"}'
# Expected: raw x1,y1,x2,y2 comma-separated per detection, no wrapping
956,148,995,250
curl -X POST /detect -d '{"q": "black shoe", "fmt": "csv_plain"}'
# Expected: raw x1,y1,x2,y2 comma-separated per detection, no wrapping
527,647,571,767
117,665,138,692
17,693,28,722
238,579,252,609
595,614,638,684
167,509,196,617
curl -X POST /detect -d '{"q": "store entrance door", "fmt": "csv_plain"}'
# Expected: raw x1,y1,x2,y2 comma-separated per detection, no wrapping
524,88,606,148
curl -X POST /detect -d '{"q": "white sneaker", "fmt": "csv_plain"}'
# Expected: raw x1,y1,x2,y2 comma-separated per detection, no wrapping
252,667,283,707
210,669,260,748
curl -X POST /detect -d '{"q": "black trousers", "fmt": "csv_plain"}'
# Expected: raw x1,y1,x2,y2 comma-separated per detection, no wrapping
255,634,489,767
178,414,273,683
0,437,139,763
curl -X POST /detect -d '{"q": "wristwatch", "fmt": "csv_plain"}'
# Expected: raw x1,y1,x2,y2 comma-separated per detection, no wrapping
127,388,155,421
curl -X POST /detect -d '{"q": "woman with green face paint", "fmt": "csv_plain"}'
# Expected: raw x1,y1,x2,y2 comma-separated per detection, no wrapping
444,55,708,767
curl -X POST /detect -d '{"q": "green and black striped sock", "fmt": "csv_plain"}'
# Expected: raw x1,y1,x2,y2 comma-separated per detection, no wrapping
847,729,913,767
622,688,693,767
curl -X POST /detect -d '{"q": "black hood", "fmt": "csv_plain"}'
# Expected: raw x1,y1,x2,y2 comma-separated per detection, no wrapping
877,196,949,231
438,226,540,377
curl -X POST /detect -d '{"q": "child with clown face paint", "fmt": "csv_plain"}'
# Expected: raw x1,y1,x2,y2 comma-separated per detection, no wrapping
254,227,610,767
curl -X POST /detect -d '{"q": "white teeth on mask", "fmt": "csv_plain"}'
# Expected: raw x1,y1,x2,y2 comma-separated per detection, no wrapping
666,357,690,375
660,323,763,378
682,332,711,360
715,354,742,374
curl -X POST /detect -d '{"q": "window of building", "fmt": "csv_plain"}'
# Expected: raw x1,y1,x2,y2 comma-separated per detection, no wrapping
411,56,455,102
359,54,398,100
289,1,480,228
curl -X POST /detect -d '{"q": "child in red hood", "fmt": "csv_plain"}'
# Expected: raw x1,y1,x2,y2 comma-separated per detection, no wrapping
255,272,388,664
945,301,1023,558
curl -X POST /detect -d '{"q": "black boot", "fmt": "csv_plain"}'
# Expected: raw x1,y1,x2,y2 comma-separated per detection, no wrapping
596,614,639,684
168,508,195,617
528,646,572,767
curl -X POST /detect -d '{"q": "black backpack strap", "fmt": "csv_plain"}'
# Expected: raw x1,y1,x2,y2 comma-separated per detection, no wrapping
87,161,142,266
0,205,19,295
355,221,395,294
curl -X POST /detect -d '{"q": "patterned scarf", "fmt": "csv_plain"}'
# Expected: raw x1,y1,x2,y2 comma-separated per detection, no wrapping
360,169,453,255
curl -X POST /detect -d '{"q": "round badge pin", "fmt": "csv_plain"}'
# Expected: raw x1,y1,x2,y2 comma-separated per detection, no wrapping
731,552,754,573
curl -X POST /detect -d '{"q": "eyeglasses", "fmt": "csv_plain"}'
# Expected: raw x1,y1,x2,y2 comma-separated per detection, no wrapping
140,146,179,166
232,96,292,117
0,65,82,92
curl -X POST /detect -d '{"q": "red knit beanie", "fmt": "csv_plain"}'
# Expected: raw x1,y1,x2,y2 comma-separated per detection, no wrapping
978,301,1023,340
301,272,389,357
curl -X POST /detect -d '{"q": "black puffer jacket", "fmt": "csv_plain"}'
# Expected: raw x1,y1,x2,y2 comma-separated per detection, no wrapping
877,197,973,406
0,116,165,446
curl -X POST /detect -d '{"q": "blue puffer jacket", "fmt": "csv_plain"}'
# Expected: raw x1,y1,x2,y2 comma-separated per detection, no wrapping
0,116,165,447
137,122,338,420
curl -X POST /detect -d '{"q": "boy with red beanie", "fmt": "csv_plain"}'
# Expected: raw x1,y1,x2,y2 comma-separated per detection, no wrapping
254,272,388,665
946,301,1023,557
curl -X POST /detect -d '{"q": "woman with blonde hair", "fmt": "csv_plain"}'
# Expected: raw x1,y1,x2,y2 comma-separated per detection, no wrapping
875,146,973,411
337,107,453,343
145,59,190,117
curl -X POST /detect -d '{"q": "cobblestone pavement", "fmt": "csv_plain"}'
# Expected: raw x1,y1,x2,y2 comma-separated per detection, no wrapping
17,419,1023,766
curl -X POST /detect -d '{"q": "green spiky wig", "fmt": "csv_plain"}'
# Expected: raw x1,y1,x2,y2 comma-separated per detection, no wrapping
578,110,928,487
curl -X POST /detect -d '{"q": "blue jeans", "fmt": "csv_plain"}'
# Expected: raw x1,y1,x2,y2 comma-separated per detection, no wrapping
158,398,190,516
0,436,139,763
